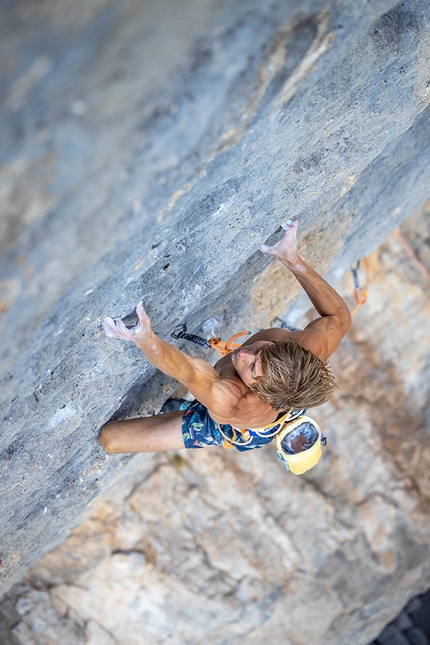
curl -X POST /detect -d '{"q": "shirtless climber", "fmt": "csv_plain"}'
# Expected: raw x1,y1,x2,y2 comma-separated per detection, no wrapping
99,220,351,456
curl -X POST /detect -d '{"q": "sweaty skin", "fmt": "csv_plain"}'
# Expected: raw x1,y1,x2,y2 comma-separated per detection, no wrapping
99,220,351,453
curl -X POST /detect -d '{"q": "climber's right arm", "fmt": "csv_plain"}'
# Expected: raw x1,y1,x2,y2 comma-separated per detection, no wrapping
103,303,242,415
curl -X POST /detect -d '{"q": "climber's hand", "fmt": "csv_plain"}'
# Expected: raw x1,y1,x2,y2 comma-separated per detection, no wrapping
260,219,301,268
103,301,155,346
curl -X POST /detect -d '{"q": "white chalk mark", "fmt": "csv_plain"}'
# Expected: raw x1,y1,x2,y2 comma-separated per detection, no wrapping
48,405,77,429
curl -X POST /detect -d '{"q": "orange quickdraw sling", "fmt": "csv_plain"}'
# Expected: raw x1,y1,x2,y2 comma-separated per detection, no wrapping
207,330,251,356
170,323,250,353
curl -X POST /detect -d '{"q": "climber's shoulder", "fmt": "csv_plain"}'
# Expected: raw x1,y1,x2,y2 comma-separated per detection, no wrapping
236,320,350,363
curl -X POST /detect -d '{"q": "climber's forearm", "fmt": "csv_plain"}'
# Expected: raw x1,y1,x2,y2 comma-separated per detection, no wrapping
103,305,236,411
135,334,196,382
281,254,351,333
135,334,221,395
134,334,243,415
260,219,350,333
135,333,180,375
267,240,351,358
103,302,219,391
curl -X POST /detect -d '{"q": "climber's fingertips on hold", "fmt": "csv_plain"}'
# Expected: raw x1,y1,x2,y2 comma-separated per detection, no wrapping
115,319,128,334
103,316,115,326
136,301,147,319
281,218,296,229
102,317,118,337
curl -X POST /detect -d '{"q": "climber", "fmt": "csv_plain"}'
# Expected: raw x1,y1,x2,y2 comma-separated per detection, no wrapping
99,219,351,456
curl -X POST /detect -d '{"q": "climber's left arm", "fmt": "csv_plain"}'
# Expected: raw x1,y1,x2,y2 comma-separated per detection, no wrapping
260,219,351,360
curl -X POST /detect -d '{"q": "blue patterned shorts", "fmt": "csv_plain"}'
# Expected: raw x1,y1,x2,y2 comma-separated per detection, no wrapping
181,400,304,453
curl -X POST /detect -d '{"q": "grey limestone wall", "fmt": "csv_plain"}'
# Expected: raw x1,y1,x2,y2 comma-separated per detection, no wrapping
0,0,429,596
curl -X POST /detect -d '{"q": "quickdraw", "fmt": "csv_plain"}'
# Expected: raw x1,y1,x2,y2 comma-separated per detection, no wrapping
170,323,212,349
350,230,430,317
171,323,251,356
350,258,369,316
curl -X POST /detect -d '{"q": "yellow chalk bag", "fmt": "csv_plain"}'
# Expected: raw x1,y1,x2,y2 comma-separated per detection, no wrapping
275,415,326,475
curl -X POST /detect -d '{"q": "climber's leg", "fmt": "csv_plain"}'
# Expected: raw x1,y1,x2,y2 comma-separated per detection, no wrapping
98,410,185,453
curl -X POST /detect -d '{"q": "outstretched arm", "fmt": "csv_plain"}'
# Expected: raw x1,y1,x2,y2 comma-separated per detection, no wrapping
260,220,351,360
103,303,242,413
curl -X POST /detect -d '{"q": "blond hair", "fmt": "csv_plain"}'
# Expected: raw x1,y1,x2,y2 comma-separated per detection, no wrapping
252,340,336,410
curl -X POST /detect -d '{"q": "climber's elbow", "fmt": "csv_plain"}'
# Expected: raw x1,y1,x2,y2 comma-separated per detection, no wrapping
98,422,119,453
340,307,352,336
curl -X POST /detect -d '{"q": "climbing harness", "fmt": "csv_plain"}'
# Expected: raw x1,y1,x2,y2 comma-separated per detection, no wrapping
216,407,305,449
171,323,326,473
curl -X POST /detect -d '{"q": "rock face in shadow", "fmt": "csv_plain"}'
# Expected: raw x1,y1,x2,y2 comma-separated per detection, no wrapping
2,211,430,645
0,0,429,597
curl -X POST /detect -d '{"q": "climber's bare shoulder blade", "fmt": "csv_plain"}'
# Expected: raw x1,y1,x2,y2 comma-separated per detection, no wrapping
239,326,331,363
239,327,298,345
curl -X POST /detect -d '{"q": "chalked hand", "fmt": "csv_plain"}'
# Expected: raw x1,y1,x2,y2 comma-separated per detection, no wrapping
103,301,154,345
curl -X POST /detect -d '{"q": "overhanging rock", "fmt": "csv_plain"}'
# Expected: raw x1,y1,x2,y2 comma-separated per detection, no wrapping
0,0,429,595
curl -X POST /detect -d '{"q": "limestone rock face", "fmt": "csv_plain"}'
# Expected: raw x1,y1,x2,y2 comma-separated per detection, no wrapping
1,0,430,600
2,211,430,645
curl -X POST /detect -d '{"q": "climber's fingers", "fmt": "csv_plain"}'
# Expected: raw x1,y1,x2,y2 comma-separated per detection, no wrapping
114,318,132,336
260,219,299,259
102,316,127,339
136,301,151,327
103,316,138,340
281,218,298,231
260,219,299,260
259,243,273,254
103,302,154,344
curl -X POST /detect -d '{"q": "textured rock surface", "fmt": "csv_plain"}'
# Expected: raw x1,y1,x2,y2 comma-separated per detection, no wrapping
1,212,429,645
1,0,430,598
